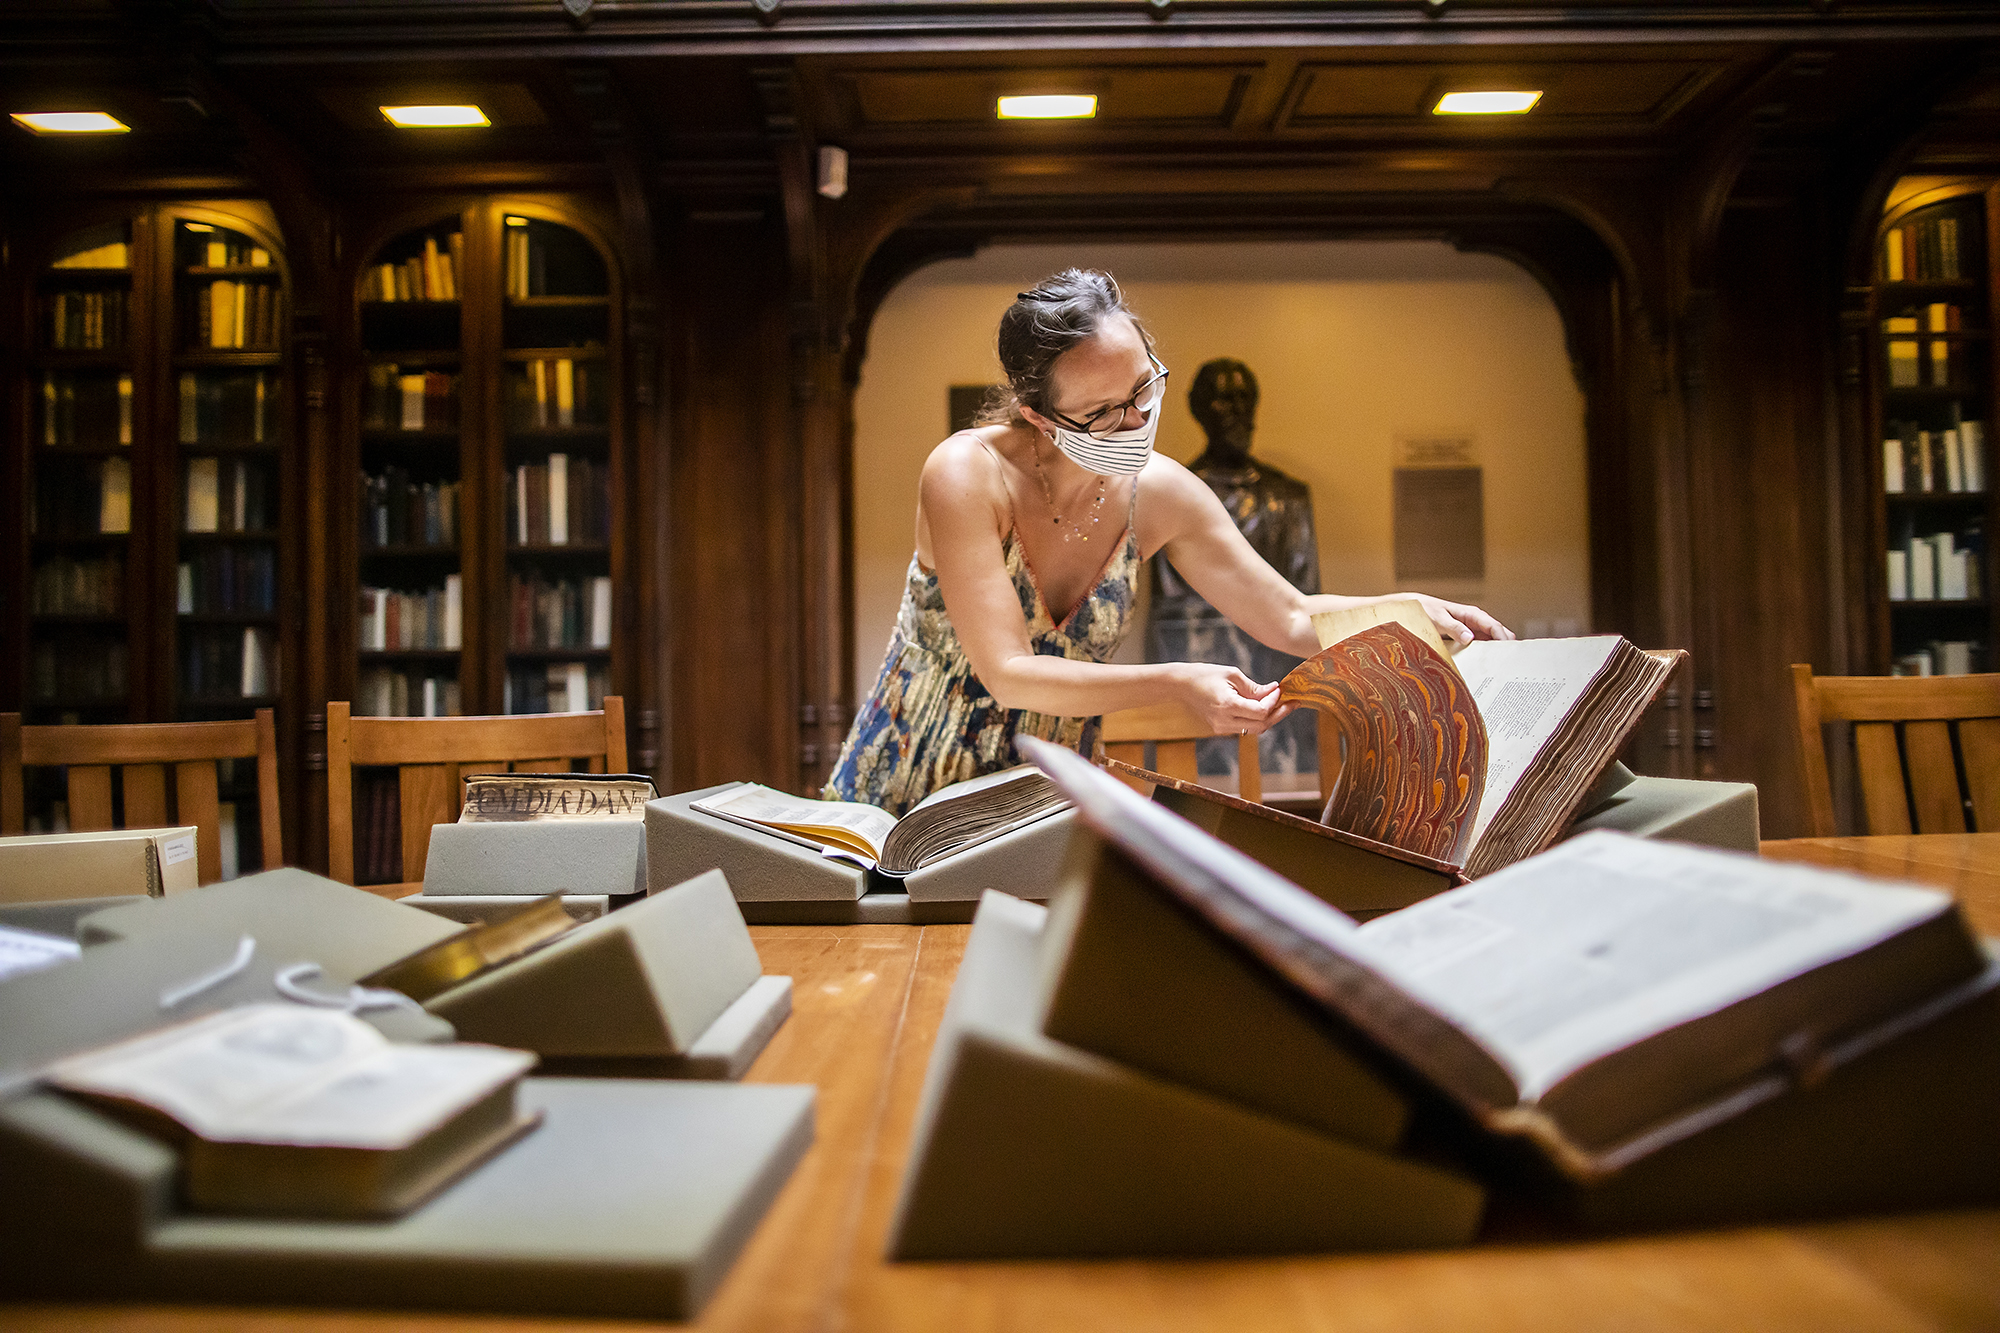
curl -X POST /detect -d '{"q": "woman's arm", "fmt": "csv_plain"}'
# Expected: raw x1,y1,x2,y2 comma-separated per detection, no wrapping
922,442,1284,732
1144,459,1514,655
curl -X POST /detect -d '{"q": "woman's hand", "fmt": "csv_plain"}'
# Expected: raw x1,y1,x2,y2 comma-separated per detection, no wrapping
1409,594,1514,649
1176,663,1291,735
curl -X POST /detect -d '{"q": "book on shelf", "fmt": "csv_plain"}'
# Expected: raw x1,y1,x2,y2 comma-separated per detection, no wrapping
1888,548,1910,601
40,372,133,448
28,641,128,703
1882,213,1965,284
509,455,609,546
185,457,220,532
517,357,602,430
1885,317,1920,387
508,573,610,650
460,773,656,824
201,238,270,268
364,366,458,433
1280,601,1681,877
358,576,462,652
239,626,276,697
690,764,1069,877
46,289,128,351
200,280,278,350
364,233,463,302
505,228,551,299
356,667,461,718
43,1004,538,1220
360,469,460,548
1023,733,1992,1183
98,457,131,534
32,554,124,616
179,547,277,615
179,370,272,447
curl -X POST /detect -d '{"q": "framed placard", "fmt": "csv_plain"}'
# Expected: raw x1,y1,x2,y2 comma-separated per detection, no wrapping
1393,433,1484,580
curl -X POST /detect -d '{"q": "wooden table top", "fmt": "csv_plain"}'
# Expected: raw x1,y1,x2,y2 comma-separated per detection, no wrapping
12,835,2000,1332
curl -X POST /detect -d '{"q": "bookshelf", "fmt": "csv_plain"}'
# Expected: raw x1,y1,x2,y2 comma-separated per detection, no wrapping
346,204,621,721
1872,182,1999,676
12,205,292,871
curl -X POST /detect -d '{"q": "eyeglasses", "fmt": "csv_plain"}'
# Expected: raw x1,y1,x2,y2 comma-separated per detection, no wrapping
1046,357,1169,440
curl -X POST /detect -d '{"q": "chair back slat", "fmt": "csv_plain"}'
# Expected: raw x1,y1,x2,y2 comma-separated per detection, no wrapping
1792,665,2000,836
1808,674,2000,722
511,757,569,774
175,762,224,884
346,713,620,767
1961,718,2000,831
1903,721,1968,834
1852,722,1913,835
21,719,260,766
0,710,284,883
67,766,116,831
398,764,461,886
123,764,170,829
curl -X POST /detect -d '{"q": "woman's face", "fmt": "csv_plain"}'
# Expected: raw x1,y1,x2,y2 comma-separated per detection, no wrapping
1027,314,1155,437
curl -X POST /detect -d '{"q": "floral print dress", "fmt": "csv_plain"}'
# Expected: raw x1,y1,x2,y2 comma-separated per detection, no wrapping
825,485,1139,817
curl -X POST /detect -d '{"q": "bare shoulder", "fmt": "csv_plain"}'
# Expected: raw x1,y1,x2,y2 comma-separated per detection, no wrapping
919,426,1019,545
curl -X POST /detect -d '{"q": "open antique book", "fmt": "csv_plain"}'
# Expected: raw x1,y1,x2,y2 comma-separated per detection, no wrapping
1027,736,1989,1180
1284,601,1682,876
689,765,1068,877
44,1004,538,1218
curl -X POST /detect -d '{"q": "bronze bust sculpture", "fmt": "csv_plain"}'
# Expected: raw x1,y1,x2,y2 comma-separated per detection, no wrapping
1150,357,1321,782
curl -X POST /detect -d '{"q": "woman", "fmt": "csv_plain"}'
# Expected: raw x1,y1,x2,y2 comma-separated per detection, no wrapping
826,269,1510,816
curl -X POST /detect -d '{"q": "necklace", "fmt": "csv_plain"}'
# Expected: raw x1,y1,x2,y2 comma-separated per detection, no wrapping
1032,434,1107,543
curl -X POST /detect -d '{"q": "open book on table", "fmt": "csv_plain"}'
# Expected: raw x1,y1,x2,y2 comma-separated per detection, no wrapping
1285,600,1683,877
44,1004,538,1219
1029,736,1988,1180
690,764,1069,878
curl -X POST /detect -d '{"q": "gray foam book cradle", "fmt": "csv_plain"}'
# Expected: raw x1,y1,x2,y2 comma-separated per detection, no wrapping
0,866,818,1318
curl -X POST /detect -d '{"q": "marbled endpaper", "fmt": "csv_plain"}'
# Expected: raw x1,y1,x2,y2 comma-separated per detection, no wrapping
1277,622,1487,867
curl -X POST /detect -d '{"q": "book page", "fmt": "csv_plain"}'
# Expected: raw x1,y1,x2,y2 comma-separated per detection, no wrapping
1350,832,1952,1100
1310,598,1455,661
1452,637,1620,847
691,784,898,863
44,1005,534,1150
0,926,81,985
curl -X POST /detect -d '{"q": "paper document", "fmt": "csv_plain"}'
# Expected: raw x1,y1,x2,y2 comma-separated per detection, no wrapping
1453,636,1619,846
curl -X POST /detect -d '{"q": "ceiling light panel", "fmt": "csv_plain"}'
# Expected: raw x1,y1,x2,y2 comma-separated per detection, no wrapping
997,94,1098,120
380,104,491,128
12,111,130,134
1434,91,1543,115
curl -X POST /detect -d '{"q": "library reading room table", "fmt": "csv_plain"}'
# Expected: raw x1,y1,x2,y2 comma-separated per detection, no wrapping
8,834,2000,1332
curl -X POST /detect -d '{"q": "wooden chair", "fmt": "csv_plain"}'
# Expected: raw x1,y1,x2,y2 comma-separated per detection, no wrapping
0,709,283,885
1791,664,2000,836
326,696,628,890
1100,701,1263,804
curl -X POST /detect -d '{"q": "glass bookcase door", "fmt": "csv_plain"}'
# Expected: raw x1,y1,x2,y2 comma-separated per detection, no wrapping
356,216,467,718
1877,190,1994,676
171,218,285,718
26,219,137,725
500,215,613,715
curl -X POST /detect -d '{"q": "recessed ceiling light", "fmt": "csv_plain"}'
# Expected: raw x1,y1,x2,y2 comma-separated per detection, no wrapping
11,111,130,134
998,94,1098,120
380,104,490,129
1434,91,1542,116
505,216,529,227
184,222,215,233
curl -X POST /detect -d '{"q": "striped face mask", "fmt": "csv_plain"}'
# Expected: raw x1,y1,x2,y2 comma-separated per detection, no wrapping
1045,397,1162,476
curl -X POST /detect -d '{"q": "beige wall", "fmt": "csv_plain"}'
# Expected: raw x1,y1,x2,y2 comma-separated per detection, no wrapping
850,240,1591,700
